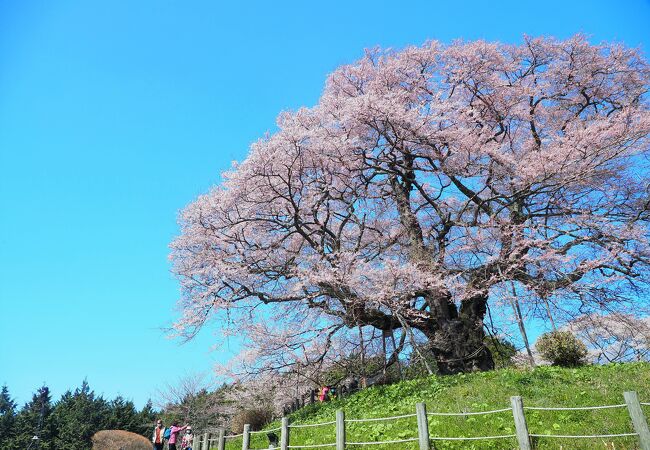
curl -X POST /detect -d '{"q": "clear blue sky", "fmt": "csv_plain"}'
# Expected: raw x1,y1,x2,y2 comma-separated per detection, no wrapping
1,0,649,409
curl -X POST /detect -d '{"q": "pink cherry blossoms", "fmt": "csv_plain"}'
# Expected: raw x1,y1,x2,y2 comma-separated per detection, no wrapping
171,35,650,375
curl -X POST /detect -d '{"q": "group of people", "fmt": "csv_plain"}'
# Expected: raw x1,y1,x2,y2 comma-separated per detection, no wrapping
152,419,194,450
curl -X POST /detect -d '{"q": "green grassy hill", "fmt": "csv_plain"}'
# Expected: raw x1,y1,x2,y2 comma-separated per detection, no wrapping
222,363,650,450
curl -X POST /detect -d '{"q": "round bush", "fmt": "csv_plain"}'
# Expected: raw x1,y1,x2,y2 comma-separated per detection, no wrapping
92,430,152,450
535,331,588,367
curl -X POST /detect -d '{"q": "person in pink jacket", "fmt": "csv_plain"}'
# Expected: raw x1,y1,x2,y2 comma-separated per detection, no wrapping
167,421,189,450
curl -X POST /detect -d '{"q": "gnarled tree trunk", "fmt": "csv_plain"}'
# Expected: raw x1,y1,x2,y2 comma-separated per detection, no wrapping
422,293,494,374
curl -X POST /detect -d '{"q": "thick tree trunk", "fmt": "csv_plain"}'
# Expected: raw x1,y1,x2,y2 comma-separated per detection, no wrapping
423,293,495,374
431,321,494,374
388,168,494,374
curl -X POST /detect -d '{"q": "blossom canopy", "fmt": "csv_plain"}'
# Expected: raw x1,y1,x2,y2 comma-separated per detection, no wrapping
171,35,650,374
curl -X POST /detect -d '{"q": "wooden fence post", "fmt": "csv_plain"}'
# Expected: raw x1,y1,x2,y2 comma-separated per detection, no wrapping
217,428,226,450
242,424,251,450
280,417,289,450
336,409,345,450
624,391,650,450
202,433,212,450
193,433,200,450
416,402,431,450
201,432,211,450
511,396,531,450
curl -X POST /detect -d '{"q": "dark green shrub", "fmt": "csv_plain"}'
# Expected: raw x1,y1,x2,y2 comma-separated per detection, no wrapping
536,331,588,367
484,336,517,368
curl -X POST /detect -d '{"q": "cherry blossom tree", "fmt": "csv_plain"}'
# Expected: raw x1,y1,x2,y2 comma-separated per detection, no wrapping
568,313,650,363
156,373,225,431
171,35,650,375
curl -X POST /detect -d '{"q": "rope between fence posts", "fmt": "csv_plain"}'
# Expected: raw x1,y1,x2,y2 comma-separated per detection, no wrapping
250,426,282,434
427,407,512,416
429,434,516,441
524,404,627,411
641,402,650,406
529,432,638,438
346,437,420,445
224,432,244,439
286,443,337,448
346,413,417,422
289,420,337,428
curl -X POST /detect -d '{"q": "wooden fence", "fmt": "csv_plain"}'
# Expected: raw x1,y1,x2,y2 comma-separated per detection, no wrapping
192,390,650,450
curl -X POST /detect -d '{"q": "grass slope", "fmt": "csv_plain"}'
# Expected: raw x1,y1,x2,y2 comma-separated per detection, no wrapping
224,363,650,450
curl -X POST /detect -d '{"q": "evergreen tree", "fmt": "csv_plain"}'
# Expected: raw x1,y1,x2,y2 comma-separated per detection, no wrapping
106,396,139,433
135,399,157,438
11,385,55,450
0,385,17,448
0,382,163,449
51,380,110,450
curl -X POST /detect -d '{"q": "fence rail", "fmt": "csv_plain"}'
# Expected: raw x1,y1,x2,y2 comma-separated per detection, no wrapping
193,390,650,450
345,413,416,422
528,432,639,439
289,420,336,428
426,407,512,416
523,403,627,411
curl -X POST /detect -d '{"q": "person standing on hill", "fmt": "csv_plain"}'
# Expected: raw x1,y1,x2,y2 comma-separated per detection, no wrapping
168,421,189,450
152,419,166,450
181,426,194,450
318,386,329,402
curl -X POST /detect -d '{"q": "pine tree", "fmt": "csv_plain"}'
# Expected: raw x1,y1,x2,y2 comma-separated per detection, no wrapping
51,380,110,450
107,396,139,433
0,385,17,448
11,385,55,450
136,399,157,438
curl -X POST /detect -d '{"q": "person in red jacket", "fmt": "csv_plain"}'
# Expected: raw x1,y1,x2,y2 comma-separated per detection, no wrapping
152,419,166,450
318,386,330,402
